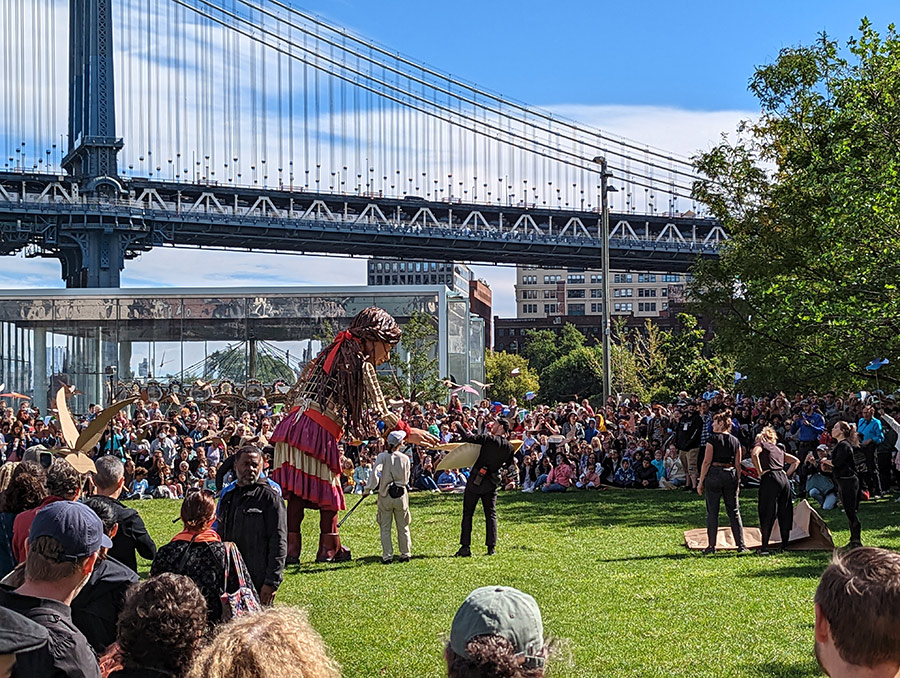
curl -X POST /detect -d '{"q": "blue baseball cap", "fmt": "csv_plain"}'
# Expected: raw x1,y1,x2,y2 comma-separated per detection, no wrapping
29,501,113,562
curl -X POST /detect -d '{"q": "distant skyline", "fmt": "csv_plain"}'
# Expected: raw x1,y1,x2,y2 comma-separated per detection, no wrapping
3,1,897,318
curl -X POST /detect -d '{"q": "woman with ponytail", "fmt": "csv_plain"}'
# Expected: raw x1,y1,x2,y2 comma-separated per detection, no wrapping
270,307,439,564
824,421,863,548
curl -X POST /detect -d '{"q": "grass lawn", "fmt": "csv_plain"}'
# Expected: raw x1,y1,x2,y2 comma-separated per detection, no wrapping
131,489,900,677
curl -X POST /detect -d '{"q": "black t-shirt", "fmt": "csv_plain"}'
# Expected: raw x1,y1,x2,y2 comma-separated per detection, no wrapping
708,432,740,465
831,440,857,480
757,441,785,472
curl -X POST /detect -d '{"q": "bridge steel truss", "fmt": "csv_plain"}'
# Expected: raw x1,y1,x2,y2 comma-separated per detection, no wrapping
0,173,727,285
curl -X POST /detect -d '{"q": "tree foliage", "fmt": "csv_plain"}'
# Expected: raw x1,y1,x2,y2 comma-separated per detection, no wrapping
541,345,604,403
522,324,585,373
485,351,540,405
691,21,900,392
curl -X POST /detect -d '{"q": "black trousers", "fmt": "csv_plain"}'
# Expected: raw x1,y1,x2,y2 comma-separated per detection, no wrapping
835,475,862,544
876,452,894,492
705,466,744,549
758,470,792,549
460,484,498,548
860,443,882,496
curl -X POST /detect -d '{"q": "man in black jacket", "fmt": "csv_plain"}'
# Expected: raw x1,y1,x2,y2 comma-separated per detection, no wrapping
216,446,287,605
674,403,703,491
453,419,515,557
91,456,157,572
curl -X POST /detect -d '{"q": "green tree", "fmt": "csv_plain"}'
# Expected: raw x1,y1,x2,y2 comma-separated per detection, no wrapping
522,323,586,373
541,345,604,403
485,351,539,405
691,21,900,391
397,310,445,404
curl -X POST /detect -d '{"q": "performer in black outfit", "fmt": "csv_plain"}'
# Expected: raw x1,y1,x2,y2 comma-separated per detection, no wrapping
697,410,746,554
452,419,515,557
824,421,863,548
750,427,800,555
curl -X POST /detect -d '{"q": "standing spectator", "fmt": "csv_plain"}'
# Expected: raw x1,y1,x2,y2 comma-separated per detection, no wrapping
697,410,746,554
814,547,900,677
857,406,884,497
91,456,157,573
0,501,111,678
71,497,139,654
12,458,86,565
0,606,49,678
109,574,208,678
151,488,230,623
186,607,341,678
674,403,703,491
446,586,548,678
216,446,287,605
0,462,46,578
789,401,825,471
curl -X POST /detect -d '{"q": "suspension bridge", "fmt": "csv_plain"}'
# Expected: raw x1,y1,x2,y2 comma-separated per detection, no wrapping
0,0,726,287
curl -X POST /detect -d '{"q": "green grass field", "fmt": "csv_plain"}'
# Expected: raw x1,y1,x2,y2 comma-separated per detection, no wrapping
131,489,900,677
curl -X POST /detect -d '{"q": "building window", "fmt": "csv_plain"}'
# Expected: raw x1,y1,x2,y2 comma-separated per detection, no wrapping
649,302,656,311
662,302,668,310
591,303,602,313
662,274,680,283
568,303,585,316
626,288,633,297
544,303,557,314
626,303,633,312
544,290,556,299
567,274,585,284
662,288,668,297
590,274,603,284
590,289,601,298
567,289,585,299
614,303,620,312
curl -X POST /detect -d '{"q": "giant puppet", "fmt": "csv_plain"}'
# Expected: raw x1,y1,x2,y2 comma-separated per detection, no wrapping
270,307,439,563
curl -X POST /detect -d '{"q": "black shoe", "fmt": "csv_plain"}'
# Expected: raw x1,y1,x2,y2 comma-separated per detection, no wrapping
397,555,410,563
736,546,750,554
381,557,393,565
486,547,496,556
757,549,771,556
455,546,472,558
846,541,863,550
701,546,716,555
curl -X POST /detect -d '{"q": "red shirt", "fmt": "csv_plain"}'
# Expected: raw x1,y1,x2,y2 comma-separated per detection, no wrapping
12,495,66,564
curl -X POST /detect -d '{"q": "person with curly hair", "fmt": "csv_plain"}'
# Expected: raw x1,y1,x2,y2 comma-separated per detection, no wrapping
0,461,46,578
446,586,549,678
109,573,208,678
270,307,438,564
186,607,341,678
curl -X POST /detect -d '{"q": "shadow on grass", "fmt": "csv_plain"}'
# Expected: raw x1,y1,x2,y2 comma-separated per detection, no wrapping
745,660,820,677
290,552,458,574
739,559,829,579
597,552,692,564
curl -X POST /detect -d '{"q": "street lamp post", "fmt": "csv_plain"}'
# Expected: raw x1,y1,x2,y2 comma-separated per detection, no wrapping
592,156,614,404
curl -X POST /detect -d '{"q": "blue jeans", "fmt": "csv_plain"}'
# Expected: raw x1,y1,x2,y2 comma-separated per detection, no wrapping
535,473,549,490
542,483,567,493
808,487,837,510
418,475,439,491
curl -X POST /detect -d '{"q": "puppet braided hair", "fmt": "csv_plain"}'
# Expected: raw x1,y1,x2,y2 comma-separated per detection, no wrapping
307,306,402,437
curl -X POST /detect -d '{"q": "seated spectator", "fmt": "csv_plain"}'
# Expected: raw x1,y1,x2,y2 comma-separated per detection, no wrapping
520,455,538,493
663,446,686,488
635,457,660,489
71,496,139,654
651,450,666,482
0,501,110,678
540,454,574,493
0,606,49,678
0,461,46,579
613,458,635,488
415,456,440,492
353,455,372,494
124,468,150,499
438,468,467,491
186,607,341,678
532,456,555,492
501,460,518,491
108,573,208,678
814,547,900,677
806,445,838,510
576,453,601,489
446,586,549,678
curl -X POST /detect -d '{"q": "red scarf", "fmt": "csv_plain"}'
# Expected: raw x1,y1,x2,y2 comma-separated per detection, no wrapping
171,528,221,544
322,330,359,374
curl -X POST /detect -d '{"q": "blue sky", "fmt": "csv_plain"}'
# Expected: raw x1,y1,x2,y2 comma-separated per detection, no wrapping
5,0,897,317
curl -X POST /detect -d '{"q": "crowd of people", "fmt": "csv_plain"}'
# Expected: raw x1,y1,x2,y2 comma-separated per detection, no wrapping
3,372,900,676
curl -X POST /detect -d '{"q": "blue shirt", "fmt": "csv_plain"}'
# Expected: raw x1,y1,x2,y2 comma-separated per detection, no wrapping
858,417,884,445
651,459,665,481
790,412,825,442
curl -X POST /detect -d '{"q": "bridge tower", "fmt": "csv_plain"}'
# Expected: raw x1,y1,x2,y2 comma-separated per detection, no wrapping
59,0,128,288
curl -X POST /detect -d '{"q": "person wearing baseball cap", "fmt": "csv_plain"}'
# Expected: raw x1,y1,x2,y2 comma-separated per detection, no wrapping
365,429,412,563
446,586,548,677
0,500,111,678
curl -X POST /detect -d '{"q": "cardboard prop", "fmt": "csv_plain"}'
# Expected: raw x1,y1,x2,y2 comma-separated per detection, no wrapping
435,440,524,471
684,500,834,551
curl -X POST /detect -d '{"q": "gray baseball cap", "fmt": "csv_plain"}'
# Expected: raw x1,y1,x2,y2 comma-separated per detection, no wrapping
450,586,544,668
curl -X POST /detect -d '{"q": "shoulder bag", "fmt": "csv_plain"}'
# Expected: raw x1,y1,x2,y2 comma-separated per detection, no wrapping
221,541,262,621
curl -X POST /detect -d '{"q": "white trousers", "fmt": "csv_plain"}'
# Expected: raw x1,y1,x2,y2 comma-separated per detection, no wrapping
376,494,411,559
